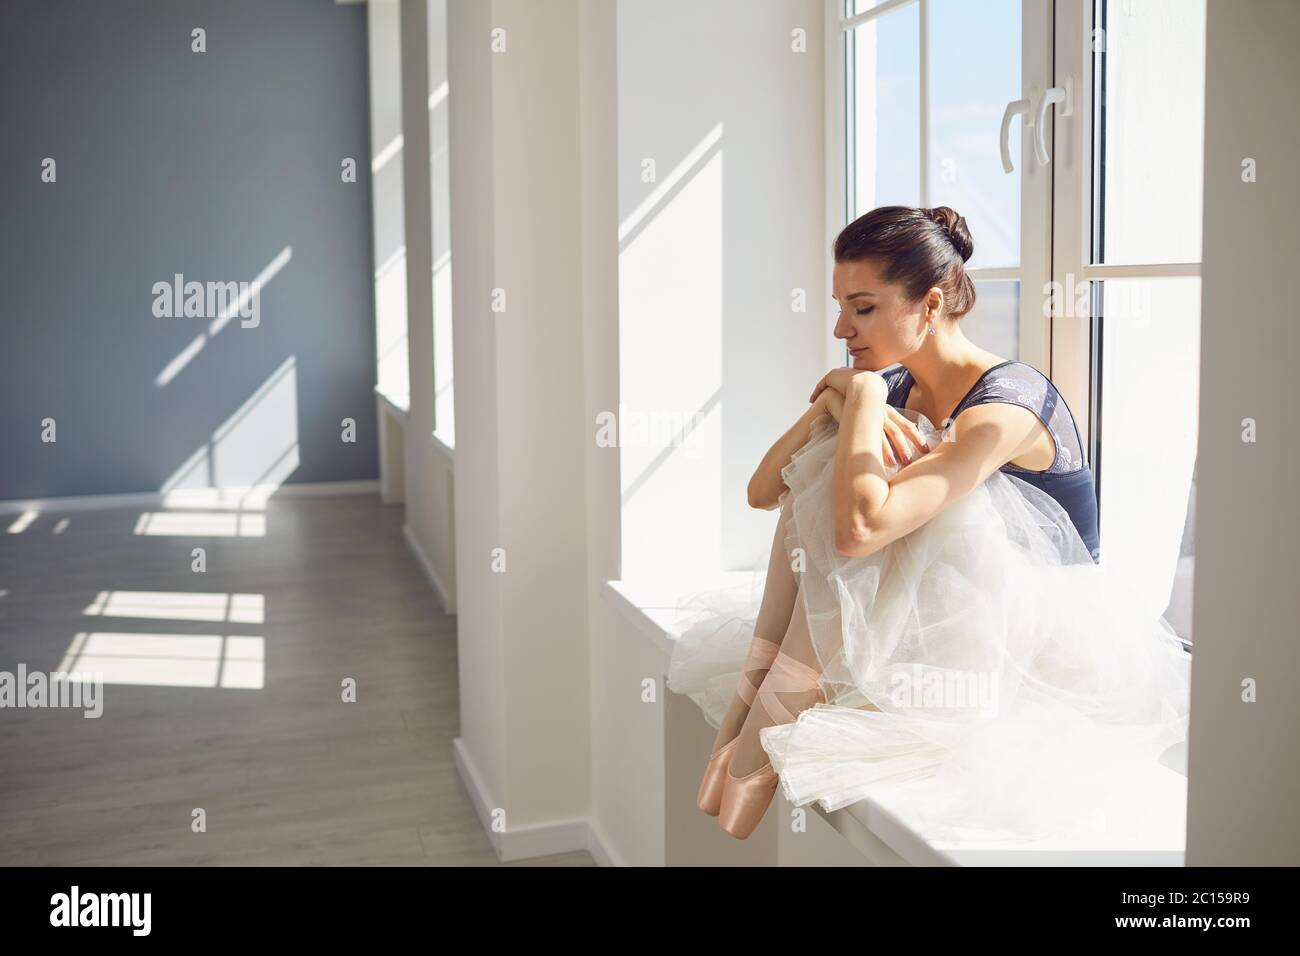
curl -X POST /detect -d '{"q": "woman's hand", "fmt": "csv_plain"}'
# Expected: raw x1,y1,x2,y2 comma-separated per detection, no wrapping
809,368,884,405
881,405,930,468
816,384,929,467
818,386,846,423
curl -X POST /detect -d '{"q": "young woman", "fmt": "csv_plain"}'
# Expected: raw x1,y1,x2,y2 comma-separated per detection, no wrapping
668,206,1189,841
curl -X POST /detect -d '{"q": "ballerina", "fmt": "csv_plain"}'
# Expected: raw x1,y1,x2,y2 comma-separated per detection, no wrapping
668,205,1190,842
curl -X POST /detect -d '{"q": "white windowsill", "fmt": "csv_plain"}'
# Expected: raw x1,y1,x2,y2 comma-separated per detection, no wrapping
431,429,455,463
603,576,1190,867
374,385,410,421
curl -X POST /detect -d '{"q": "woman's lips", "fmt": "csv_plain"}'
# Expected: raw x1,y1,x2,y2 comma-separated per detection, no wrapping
849,346,869,355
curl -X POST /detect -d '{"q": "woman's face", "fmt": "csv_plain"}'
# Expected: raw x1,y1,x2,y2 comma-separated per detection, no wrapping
831,257,930,371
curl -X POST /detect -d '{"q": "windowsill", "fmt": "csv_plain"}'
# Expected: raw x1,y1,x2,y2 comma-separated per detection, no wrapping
431,429,455,462
603,576,1190,867
374,385,410,420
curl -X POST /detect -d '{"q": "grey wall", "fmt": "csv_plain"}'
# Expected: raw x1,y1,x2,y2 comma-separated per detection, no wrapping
0,0,377,500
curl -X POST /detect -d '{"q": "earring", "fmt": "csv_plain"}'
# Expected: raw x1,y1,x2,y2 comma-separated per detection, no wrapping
927,324,936,336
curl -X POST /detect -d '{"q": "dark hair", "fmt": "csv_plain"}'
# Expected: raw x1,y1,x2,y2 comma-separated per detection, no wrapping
833,205,977,320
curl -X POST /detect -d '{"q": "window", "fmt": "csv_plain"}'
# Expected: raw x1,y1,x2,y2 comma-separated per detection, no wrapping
430,0,455,450
833,0,1205,643
369,0,409,412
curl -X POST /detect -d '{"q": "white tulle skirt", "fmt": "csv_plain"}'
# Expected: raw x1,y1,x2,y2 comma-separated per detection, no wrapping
667,413,1191,843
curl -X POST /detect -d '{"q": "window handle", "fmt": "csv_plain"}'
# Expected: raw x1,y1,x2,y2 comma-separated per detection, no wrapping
999,98,1030,173
1031,77,1075,166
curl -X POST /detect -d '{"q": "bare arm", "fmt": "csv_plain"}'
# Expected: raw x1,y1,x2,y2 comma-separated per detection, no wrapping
749,379,933,511
746,392,834,510
832,376,1047,557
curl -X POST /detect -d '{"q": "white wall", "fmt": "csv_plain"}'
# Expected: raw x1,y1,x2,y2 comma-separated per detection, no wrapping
616,0,826,581
579,0,650,863
1185,0,1300,866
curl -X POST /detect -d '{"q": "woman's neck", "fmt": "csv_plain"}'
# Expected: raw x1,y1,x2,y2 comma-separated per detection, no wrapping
902,330,1004,417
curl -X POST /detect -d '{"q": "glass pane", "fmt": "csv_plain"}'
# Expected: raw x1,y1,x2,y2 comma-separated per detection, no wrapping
1095,277,1200,634
928,0,1021,269
962,280,1019,360
1096,0,1206,265
850,1,920,214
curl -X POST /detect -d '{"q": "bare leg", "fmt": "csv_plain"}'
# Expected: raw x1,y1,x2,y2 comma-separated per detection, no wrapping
730,584,824,776
710,501,800,752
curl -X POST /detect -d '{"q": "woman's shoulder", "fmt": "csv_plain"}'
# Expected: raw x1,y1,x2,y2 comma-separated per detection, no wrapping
961,360,1087,471
953,360,1062,433
967,360,1057,404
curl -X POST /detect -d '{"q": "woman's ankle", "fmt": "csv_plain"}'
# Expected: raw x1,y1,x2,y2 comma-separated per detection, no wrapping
712,665,771,750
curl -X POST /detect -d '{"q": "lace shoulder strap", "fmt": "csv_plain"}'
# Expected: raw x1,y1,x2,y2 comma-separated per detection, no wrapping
953,361,1087,474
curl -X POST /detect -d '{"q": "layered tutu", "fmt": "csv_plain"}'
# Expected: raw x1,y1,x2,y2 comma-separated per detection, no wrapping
667,412,1191,843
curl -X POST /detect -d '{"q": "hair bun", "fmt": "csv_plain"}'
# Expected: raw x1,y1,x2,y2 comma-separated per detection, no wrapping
925,206,974,263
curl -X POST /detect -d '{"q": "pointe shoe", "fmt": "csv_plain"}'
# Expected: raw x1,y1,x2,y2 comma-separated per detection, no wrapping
717,761,780,839
696,637,780,815
717,651,824,839
696,736,739,815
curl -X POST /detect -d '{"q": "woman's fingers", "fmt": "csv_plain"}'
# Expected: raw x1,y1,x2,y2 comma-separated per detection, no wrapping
883,419,911,465
886,408,930,456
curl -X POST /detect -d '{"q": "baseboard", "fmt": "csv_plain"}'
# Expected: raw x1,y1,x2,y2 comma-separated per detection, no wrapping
584,816,623,867
452,736,615,866
452,737,505,857
0,480,381,516
401,523,455,615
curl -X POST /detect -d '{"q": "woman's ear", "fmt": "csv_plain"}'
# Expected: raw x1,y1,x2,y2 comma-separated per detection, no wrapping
924,287,945,318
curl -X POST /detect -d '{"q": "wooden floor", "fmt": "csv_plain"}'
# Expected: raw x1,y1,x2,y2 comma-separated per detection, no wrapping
0,494,592,867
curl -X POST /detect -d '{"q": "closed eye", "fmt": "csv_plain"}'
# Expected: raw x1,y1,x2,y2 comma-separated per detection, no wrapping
856,307,874,316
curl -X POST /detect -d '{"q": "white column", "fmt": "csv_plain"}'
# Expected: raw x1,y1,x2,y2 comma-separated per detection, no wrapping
447,0,591,856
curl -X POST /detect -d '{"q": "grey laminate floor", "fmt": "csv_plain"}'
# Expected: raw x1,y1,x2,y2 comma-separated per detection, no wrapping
0,494,592,867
